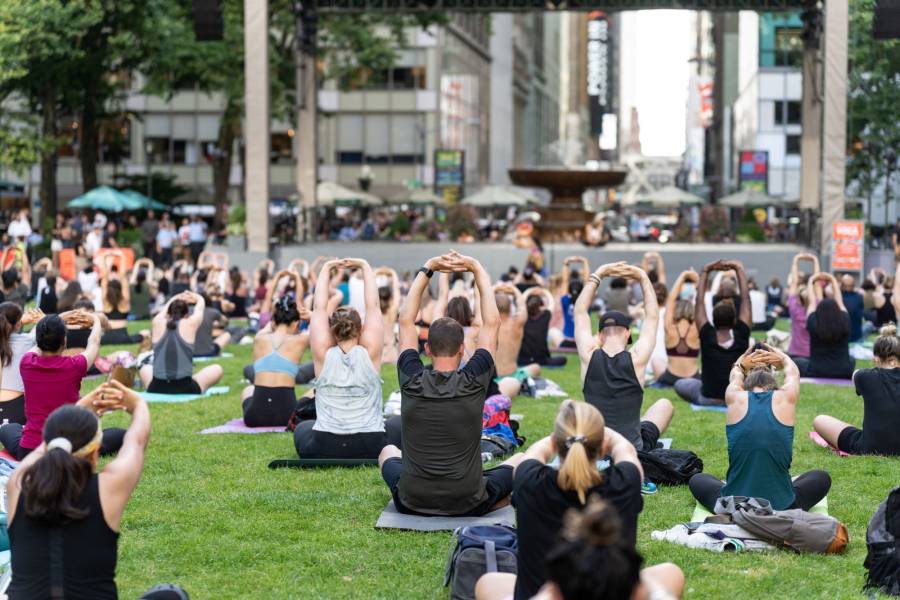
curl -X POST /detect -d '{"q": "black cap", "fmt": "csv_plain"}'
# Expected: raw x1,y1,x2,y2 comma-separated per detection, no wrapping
598,311,633,344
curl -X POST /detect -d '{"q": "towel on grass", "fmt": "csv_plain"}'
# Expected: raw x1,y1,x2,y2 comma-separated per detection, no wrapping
140,386,230,404
799,377,853,387
193,353,234,363
689,495,829,523
809,431,851,457
533,378,567,399
200,418,286,434
690,403,728,413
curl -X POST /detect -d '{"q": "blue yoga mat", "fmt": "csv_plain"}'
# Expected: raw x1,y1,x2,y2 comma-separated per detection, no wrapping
140,386,230,404
689,403,728,413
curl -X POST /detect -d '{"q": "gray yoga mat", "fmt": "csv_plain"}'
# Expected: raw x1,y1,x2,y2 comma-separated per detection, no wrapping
375,501,516,532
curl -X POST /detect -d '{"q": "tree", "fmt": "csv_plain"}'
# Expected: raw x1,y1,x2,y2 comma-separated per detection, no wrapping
145,0,445,229
0,0,102,221
846,0,900,200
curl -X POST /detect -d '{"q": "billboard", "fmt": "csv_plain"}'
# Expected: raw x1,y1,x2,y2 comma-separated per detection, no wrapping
831,220,865,273
586,12,611,136
434,149,465,203
738,150,768,193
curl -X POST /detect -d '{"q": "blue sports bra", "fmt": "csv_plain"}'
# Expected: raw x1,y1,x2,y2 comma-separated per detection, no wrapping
253,339,300,378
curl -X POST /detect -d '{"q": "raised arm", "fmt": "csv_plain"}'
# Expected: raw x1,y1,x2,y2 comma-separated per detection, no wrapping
574,264,608,366
185,291,206,328
893,263,900,315
310,260,342,367
347,259,383,366
524,286,555,314
604,427,643,479
725,357,748,406
666,270,696,329
626,265,658,372
433,272,450,319
728,261,752,327
775,347,800,403
80,313,103,366
454,253,499,354
695,265,713,330
399,257,445,353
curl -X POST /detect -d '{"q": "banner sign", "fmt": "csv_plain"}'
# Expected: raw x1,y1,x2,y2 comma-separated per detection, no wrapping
831,220,865,273
738,150,768,193
434,149,465,203
587,11,611,136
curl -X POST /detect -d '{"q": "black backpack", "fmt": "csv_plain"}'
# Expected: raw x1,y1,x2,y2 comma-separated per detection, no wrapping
637,448,703,486
864,486,900,596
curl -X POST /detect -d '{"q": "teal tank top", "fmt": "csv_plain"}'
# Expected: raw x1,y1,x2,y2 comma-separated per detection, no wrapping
720,391,795,510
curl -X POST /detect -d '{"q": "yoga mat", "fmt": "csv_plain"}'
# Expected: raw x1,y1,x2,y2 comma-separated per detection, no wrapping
375,500,516,532
200,419,286,434
799,377,853,387
193,353,234,363
550,346,579,354
689,494,830,522
139,386,230,404
268,458,378,469
0,450,17,463
690,404,728,413
809,431,851,457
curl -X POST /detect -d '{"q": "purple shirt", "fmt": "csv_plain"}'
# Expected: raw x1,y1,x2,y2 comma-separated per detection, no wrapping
20,353,87,450
788,295,810,358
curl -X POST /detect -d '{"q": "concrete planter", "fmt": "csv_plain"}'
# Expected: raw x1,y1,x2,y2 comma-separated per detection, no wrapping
226,234,247,252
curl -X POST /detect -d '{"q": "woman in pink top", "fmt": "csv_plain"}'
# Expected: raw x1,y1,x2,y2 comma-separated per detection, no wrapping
0,313,125,460
787,253,818,358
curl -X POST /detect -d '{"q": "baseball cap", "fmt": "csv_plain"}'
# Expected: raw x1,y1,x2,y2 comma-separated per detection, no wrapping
598,311,633,344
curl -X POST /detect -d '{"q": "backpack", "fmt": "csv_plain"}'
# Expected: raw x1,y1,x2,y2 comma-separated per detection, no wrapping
444,525,518,600
287,395,317,432
864,486,900,595
637,448,703,485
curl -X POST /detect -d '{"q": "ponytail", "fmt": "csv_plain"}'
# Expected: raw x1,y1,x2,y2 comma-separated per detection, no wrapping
20,405,99,524
0,302,23,367
166,299,189,330
554,400,605,504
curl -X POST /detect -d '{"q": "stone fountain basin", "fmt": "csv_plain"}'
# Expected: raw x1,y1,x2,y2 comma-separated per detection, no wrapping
508,168,627,195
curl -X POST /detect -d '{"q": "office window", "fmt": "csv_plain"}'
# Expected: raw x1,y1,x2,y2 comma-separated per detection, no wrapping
171,140,187,164
774,27,803,67
365,118,390,164
391,115,423,164
145,137,170,164
786,134,801,155
337,115,364,164
335,114,425,165
271,133,293,164
774,101,802,125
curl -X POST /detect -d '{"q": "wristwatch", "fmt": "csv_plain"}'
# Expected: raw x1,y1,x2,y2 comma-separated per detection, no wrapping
418,266,434,279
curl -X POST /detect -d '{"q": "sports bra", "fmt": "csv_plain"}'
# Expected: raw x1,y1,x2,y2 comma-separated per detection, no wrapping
105,309,129,320
666,324,699,358
253,338,300,378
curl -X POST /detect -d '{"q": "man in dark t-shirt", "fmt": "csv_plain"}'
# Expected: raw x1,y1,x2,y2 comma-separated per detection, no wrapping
840,274,865,342
675,260,753,406
379,251,524,516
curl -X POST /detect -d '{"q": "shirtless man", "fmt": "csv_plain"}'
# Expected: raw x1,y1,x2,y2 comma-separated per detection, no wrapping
493,283,541,397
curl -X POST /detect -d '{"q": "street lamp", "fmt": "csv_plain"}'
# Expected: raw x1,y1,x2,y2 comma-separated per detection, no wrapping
145,140,154,202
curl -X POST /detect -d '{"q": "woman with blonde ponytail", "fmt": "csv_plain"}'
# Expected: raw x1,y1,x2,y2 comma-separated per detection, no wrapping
476,399,644,600
813,323,900,456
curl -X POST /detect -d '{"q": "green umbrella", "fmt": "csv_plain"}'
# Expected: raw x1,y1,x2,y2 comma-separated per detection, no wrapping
121,190,168,211
68,186,134,212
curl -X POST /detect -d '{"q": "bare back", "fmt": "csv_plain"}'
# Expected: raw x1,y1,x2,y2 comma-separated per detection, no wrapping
495,315,525,377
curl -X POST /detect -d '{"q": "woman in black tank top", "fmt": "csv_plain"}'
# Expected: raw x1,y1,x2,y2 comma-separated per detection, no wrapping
6,382,186,599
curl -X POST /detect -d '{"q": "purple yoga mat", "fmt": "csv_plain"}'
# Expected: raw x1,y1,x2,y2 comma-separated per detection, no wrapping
799,377,853,386
200,419,287,434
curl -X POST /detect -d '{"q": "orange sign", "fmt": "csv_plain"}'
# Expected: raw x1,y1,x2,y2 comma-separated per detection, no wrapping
58,249,77,281
831,220,864,272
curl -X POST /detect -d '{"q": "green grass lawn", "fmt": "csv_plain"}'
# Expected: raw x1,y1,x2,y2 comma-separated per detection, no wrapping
86,321,900,599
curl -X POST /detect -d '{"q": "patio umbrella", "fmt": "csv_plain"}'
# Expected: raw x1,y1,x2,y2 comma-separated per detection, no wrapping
316,181,383,207
638,185,704,207
461,186,536,207
386,188,446,205
717,189,792,208
121,190,168,211
68,186,135,212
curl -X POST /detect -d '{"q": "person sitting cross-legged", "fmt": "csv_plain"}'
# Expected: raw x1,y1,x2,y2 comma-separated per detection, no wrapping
574,262,673,453
689,345,831,511
793,272,855,380
378,251,525,516
813,324,900,456
674,260,753,406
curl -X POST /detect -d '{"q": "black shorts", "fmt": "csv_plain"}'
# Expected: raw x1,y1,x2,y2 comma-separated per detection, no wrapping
242,385,297,427
195,345,221,358
294,421,385,459
101,327,142,345
381,457,514,517
559,338,577,349
0,394,26,426
655,369,699,388
640,420,661,451
147,377,201,395
837,426,863,455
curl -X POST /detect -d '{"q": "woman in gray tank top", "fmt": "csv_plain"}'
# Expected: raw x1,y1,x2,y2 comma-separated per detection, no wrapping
139,292,223,395
294,258,389,459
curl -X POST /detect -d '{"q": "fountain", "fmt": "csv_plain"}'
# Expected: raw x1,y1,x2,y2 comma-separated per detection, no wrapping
508,167,628,241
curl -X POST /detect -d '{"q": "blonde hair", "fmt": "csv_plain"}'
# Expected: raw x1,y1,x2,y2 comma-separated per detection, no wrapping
874,324,900,364
554,400,606,504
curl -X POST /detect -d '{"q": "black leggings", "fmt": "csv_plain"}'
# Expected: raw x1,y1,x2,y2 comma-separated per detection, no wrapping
0,394,26,426
101,327,143,345
242,385,297,427
689,470,832,512
294,417,403,459
0,422,126,461
793,357,856,379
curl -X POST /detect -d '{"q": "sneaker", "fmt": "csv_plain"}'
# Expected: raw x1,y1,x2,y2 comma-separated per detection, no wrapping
641,480,658,495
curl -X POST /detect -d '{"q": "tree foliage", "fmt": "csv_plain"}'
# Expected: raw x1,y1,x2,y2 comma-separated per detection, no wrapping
846,0,900,197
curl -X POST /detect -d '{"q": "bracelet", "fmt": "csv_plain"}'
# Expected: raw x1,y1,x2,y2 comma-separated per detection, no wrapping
589,275,602,286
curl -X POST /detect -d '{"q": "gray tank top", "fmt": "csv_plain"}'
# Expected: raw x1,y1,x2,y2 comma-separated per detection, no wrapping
313,345,384,434
152,327,194,381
